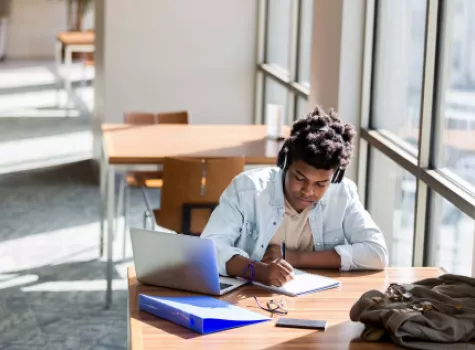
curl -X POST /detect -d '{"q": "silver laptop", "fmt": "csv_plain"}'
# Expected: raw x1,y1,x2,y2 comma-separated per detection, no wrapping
130,228,247,295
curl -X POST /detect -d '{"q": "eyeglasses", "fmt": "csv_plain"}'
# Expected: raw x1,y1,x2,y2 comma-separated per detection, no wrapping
253,296,288,315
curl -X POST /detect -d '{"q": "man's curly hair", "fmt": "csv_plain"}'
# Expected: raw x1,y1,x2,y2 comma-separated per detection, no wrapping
277,105,356,171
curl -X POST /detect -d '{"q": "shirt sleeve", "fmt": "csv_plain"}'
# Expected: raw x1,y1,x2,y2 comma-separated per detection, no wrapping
201,179,250,275
334,181,389,271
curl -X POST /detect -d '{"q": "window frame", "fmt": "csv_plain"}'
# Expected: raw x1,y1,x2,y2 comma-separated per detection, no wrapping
254,0,311,125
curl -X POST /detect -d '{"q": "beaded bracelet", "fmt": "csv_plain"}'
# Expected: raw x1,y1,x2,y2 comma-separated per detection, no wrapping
242,261,256,282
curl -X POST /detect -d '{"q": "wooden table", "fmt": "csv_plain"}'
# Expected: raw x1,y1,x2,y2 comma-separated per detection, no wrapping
102,124,288,165
101,124,289,308
127,267,444,350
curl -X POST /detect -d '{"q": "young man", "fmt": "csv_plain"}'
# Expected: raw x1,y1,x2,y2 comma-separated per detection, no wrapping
201,106,388,287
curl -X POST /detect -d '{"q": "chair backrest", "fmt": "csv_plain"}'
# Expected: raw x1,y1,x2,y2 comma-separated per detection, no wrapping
157,110,189,124
123,112,157,125
158,157,245,235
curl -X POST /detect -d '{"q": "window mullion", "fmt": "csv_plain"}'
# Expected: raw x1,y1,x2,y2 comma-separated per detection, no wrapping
413,0,439,267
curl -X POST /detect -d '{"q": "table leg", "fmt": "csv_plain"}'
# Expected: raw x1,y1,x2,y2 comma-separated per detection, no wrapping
127,280,131,350
64,45,73,110
99,143,106,258
105,165,115,309
54,41,63,106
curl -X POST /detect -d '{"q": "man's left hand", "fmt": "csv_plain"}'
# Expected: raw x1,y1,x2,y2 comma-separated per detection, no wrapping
262,245,299,266
261,244,282,263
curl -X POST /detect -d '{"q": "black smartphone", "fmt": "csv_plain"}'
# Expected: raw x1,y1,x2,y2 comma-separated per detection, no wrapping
275,318,327,330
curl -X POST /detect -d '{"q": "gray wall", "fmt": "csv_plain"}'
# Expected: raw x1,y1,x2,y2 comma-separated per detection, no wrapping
93,0,257,159
5,0,94,59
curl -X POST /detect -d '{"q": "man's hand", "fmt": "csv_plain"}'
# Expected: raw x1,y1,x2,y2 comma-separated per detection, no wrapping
225,254,294,287
261,244,282,263
256,259,294,287
262,244,299,266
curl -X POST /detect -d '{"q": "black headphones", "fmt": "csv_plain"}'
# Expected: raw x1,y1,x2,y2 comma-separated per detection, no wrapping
331,167,345,184
277,147,345,184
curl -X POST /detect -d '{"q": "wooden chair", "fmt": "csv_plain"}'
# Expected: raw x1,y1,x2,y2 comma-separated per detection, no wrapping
115,111,189,258
122,110,190,188
123,110,188,125
157,110,188,124
124,111,189,188
144,157,245,235
124,112,157,124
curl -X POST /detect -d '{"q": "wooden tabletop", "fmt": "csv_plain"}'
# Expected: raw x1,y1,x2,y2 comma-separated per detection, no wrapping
57,31,95,45
128,267,444,350
102,124,289,165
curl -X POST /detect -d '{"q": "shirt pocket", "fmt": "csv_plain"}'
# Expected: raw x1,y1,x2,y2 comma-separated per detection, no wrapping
323,227,345,250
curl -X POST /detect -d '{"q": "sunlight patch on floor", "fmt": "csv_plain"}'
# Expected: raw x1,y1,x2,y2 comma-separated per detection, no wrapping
0,274,39,290
21,279,127,292
0,89,69,114
0,217,135,273
0,131,93,174
0,66,57,89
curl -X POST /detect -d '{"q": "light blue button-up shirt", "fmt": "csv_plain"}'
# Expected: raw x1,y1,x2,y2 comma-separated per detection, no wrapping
201,167,389,276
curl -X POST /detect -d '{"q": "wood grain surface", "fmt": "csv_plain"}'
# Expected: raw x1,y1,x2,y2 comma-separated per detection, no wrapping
128,267,444,350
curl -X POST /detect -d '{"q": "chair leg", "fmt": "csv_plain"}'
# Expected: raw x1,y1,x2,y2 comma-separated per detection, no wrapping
143,211,150,230
141,187,155,230
122,185,129,259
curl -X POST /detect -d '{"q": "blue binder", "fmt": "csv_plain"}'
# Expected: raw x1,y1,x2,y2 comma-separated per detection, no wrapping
139,294,270,334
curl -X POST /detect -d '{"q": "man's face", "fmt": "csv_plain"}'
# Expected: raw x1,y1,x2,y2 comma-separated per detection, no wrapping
284,160,335,212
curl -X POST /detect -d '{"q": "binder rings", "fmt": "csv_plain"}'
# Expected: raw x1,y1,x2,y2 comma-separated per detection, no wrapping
139,294,270,334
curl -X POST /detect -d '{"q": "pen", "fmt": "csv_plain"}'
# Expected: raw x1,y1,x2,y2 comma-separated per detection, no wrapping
281,241,286,260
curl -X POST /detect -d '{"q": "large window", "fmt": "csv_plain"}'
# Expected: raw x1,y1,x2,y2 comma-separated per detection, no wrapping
372,0,426,154
264,77,289,122
266,0,292,73
429,192,474,275
368,148,416,267
362,0,475,276
435,0,475,194
295,96,309,120
255,0,313,125
297,0,313,87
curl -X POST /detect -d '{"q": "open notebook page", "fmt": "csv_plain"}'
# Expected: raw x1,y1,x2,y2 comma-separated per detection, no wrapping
253,269,340,297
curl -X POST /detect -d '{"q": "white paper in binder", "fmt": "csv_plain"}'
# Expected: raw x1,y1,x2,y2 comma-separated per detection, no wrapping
266,104,285,140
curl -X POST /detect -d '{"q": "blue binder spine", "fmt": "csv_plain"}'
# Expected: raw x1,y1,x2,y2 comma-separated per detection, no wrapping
138,295,204,333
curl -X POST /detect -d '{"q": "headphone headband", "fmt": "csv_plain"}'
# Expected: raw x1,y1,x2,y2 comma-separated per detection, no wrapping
281,152,345,184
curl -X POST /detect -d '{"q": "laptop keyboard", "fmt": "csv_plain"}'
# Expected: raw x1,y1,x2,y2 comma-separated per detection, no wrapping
219,282,233,290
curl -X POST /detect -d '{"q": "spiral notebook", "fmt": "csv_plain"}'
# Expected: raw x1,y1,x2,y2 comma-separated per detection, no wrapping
252,269,340,297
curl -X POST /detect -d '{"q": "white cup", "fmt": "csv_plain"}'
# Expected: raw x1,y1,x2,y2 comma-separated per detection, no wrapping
266,104,285,140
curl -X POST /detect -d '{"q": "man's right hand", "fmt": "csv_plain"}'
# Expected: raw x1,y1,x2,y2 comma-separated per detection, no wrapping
256,259,294,287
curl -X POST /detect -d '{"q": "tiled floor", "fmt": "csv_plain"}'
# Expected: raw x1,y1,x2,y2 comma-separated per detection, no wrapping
0,60,148,349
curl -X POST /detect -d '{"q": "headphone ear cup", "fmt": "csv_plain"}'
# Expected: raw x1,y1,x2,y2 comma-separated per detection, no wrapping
331,169,338,184
332,168,345,184
338,168,345,183
277,150,285,169
276,141,289,170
